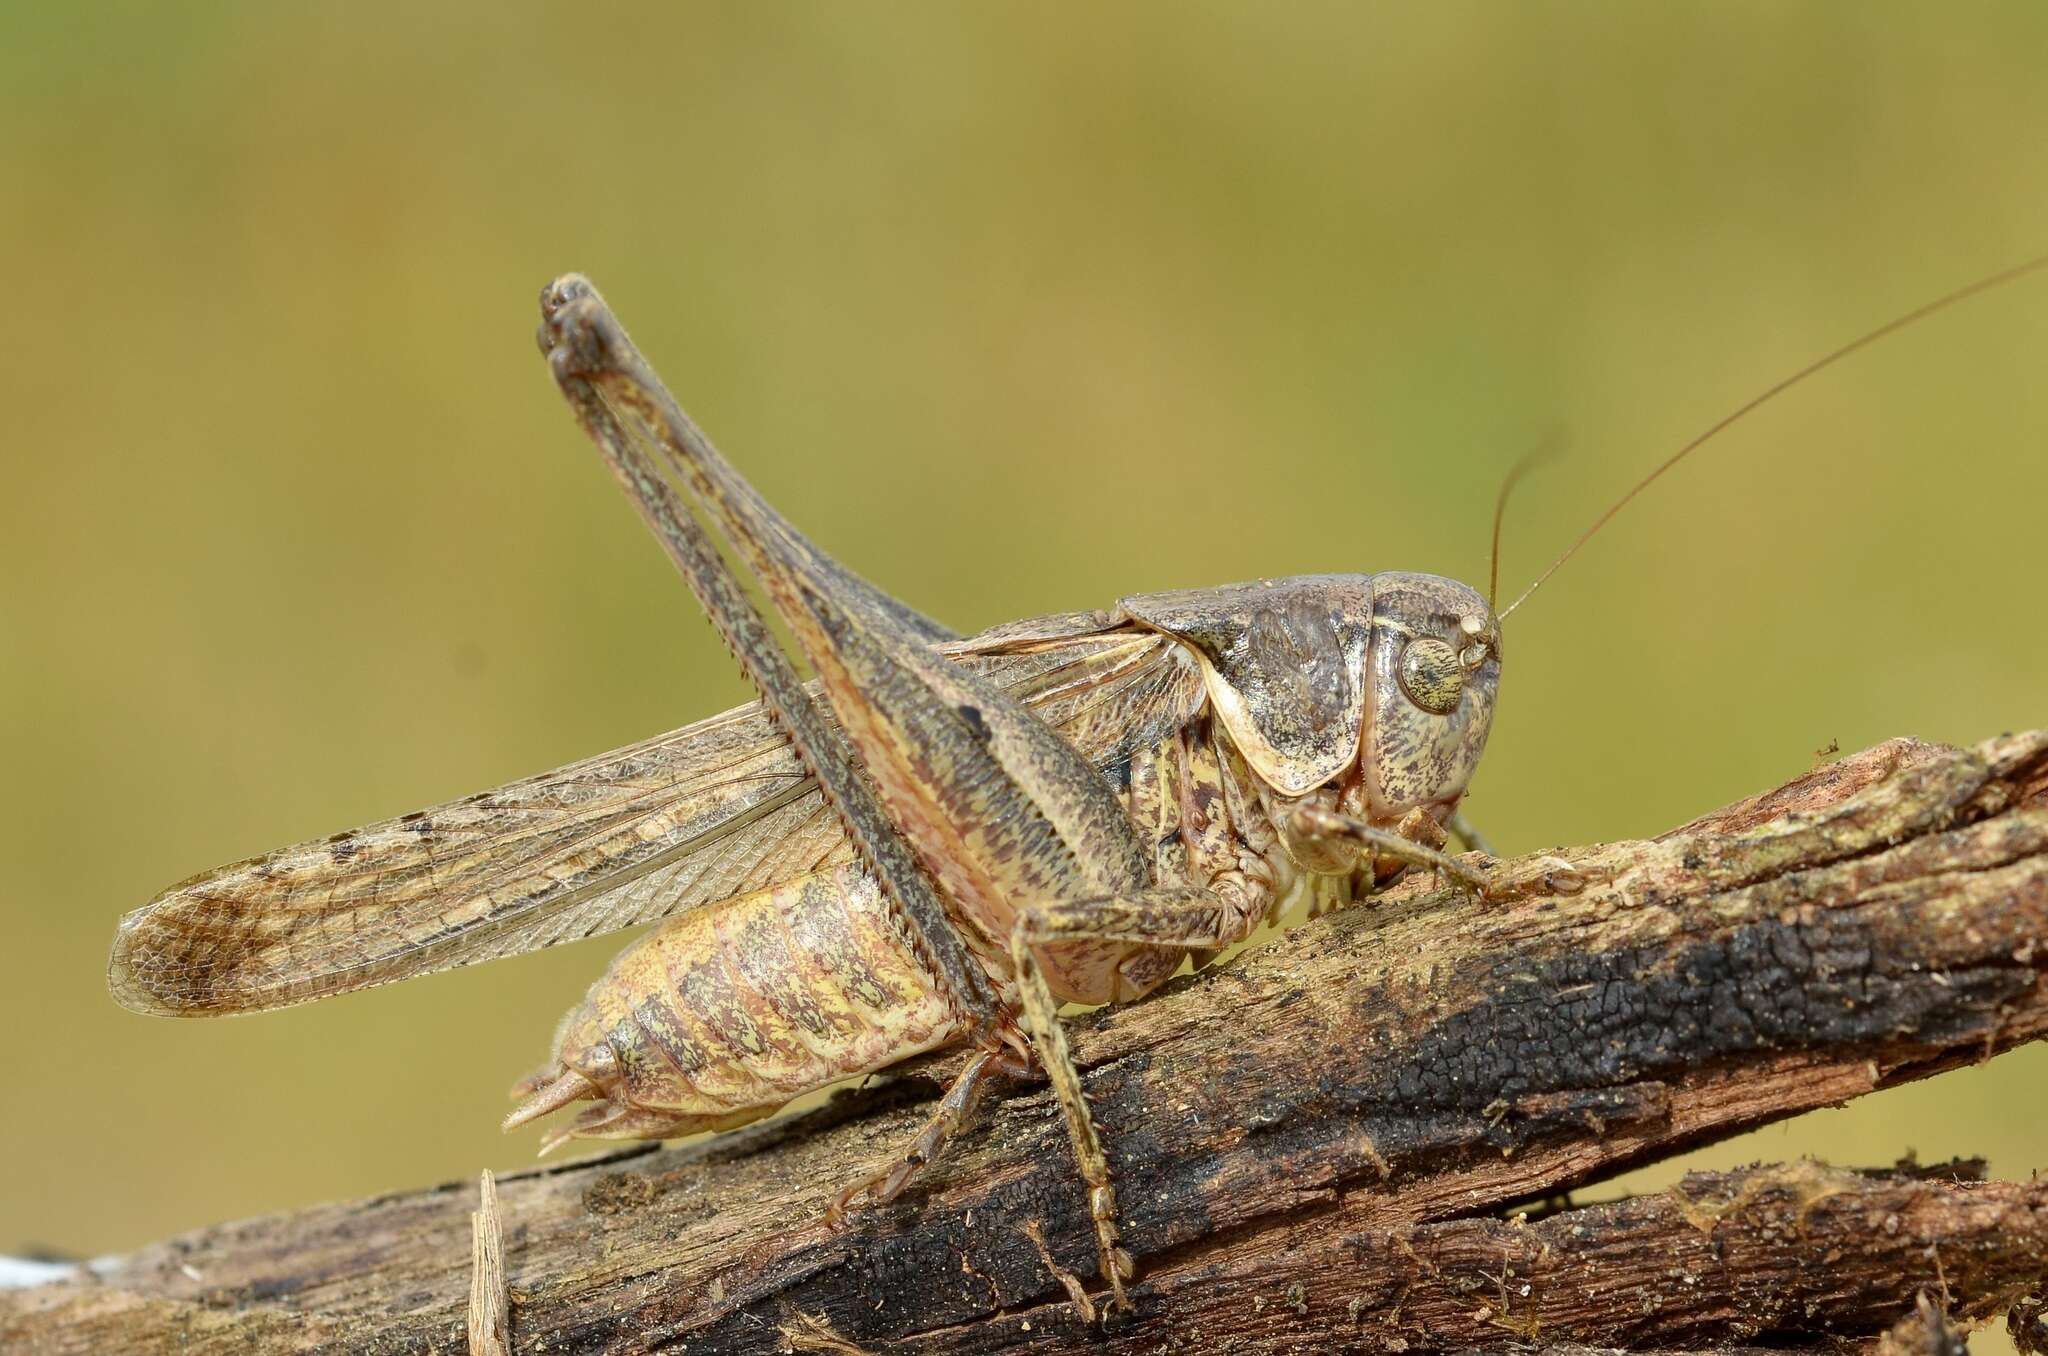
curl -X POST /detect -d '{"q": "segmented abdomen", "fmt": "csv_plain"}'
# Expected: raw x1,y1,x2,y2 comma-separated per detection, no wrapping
512,708,1289,1145
525,864,966,1142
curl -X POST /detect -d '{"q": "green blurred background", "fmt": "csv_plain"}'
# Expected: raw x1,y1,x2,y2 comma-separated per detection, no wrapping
3,0,2044,1326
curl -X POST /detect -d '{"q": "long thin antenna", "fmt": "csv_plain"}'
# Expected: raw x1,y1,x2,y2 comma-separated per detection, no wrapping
1497,250,2048,621
1488,431,1560,612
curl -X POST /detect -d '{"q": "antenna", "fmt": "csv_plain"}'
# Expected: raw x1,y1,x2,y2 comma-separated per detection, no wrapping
1497,251,2048,621
1488,432,1560,612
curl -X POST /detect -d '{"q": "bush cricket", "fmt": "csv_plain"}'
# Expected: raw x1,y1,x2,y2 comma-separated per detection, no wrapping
108,256,2047,1313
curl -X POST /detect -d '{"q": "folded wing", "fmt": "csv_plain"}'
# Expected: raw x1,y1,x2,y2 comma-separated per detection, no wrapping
108,625,1201,1015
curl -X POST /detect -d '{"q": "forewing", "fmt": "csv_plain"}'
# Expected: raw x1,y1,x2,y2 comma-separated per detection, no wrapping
110,699,814,1015
110,626,1200,1015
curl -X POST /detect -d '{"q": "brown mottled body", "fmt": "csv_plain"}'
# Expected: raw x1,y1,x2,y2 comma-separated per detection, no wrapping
511,616,1478,1154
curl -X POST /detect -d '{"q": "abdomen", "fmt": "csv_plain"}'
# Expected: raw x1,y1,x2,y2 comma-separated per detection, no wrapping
512,864,967,1144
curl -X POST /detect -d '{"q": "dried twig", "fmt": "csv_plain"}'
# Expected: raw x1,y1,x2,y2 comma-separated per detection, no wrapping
4,731,2046,1355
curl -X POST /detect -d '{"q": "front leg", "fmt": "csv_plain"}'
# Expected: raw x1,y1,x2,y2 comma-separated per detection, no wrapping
1285,805,1489,895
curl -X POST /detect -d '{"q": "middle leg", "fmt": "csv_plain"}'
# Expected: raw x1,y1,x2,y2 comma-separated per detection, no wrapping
828,1041,1033,1225
1003,884,1263,1311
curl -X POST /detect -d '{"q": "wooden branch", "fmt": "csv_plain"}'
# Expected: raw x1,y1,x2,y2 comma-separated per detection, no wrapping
7,730,2048,1356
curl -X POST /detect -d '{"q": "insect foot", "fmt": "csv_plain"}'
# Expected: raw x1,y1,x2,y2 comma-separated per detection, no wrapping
1475,853,1606,905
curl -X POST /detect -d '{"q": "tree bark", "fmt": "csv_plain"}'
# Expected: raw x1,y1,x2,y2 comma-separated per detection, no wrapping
6,730,2047,1356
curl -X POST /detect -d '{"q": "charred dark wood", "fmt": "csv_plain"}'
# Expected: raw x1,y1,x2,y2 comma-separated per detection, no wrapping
6,730,2047,1355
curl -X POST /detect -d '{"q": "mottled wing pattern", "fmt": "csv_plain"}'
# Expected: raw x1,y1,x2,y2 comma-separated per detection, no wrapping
109,627,1202,1015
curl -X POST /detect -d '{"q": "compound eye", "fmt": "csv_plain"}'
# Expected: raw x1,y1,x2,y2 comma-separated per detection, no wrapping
1397,637,1465,715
